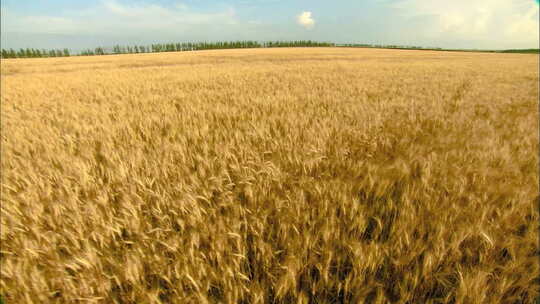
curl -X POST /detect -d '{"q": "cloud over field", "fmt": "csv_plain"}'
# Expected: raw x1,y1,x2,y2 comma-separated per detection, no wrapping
297,11,315,29
1,0,238,37
391,0,539,47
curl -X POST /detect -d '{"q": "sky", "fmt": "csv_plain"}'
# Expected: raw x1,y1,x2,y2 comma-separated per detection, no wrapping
1,0,538,51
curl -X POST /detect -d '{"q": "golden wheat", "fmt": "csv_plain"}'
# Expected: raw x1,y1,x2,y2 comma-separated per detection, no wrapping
1,48,539,303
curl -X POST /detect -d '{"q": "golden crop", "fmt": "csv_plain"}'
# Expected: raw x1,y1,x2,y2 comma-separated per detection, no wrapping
1,48,539,303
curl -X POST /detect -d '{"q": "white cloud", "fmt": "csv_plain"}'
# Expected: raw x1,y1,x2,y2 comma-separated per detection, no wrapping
1,0,238,36
391,0,539,48
1,7,72,34
174,2,189,11
297,11,315,29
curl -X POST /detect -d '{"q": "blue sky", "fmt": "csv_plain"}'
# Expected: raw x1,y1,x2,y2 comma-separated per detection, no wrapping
1,0,538,51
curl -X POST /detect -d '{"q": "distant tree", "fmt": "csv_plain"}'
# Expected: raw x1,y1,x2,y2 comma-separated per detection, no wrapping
0,40,342,59
82,49,95,56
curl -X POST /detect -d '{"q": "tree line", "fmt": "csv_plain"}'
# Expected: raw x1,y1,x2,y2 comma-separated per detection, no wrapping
334,43,442,50
1,40,335,58
1,48,70,59
82,40,335,55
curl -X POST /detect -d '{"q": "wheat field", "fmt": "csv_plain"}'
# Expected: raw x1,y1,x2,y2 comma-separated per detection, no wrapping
1,48,539,303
